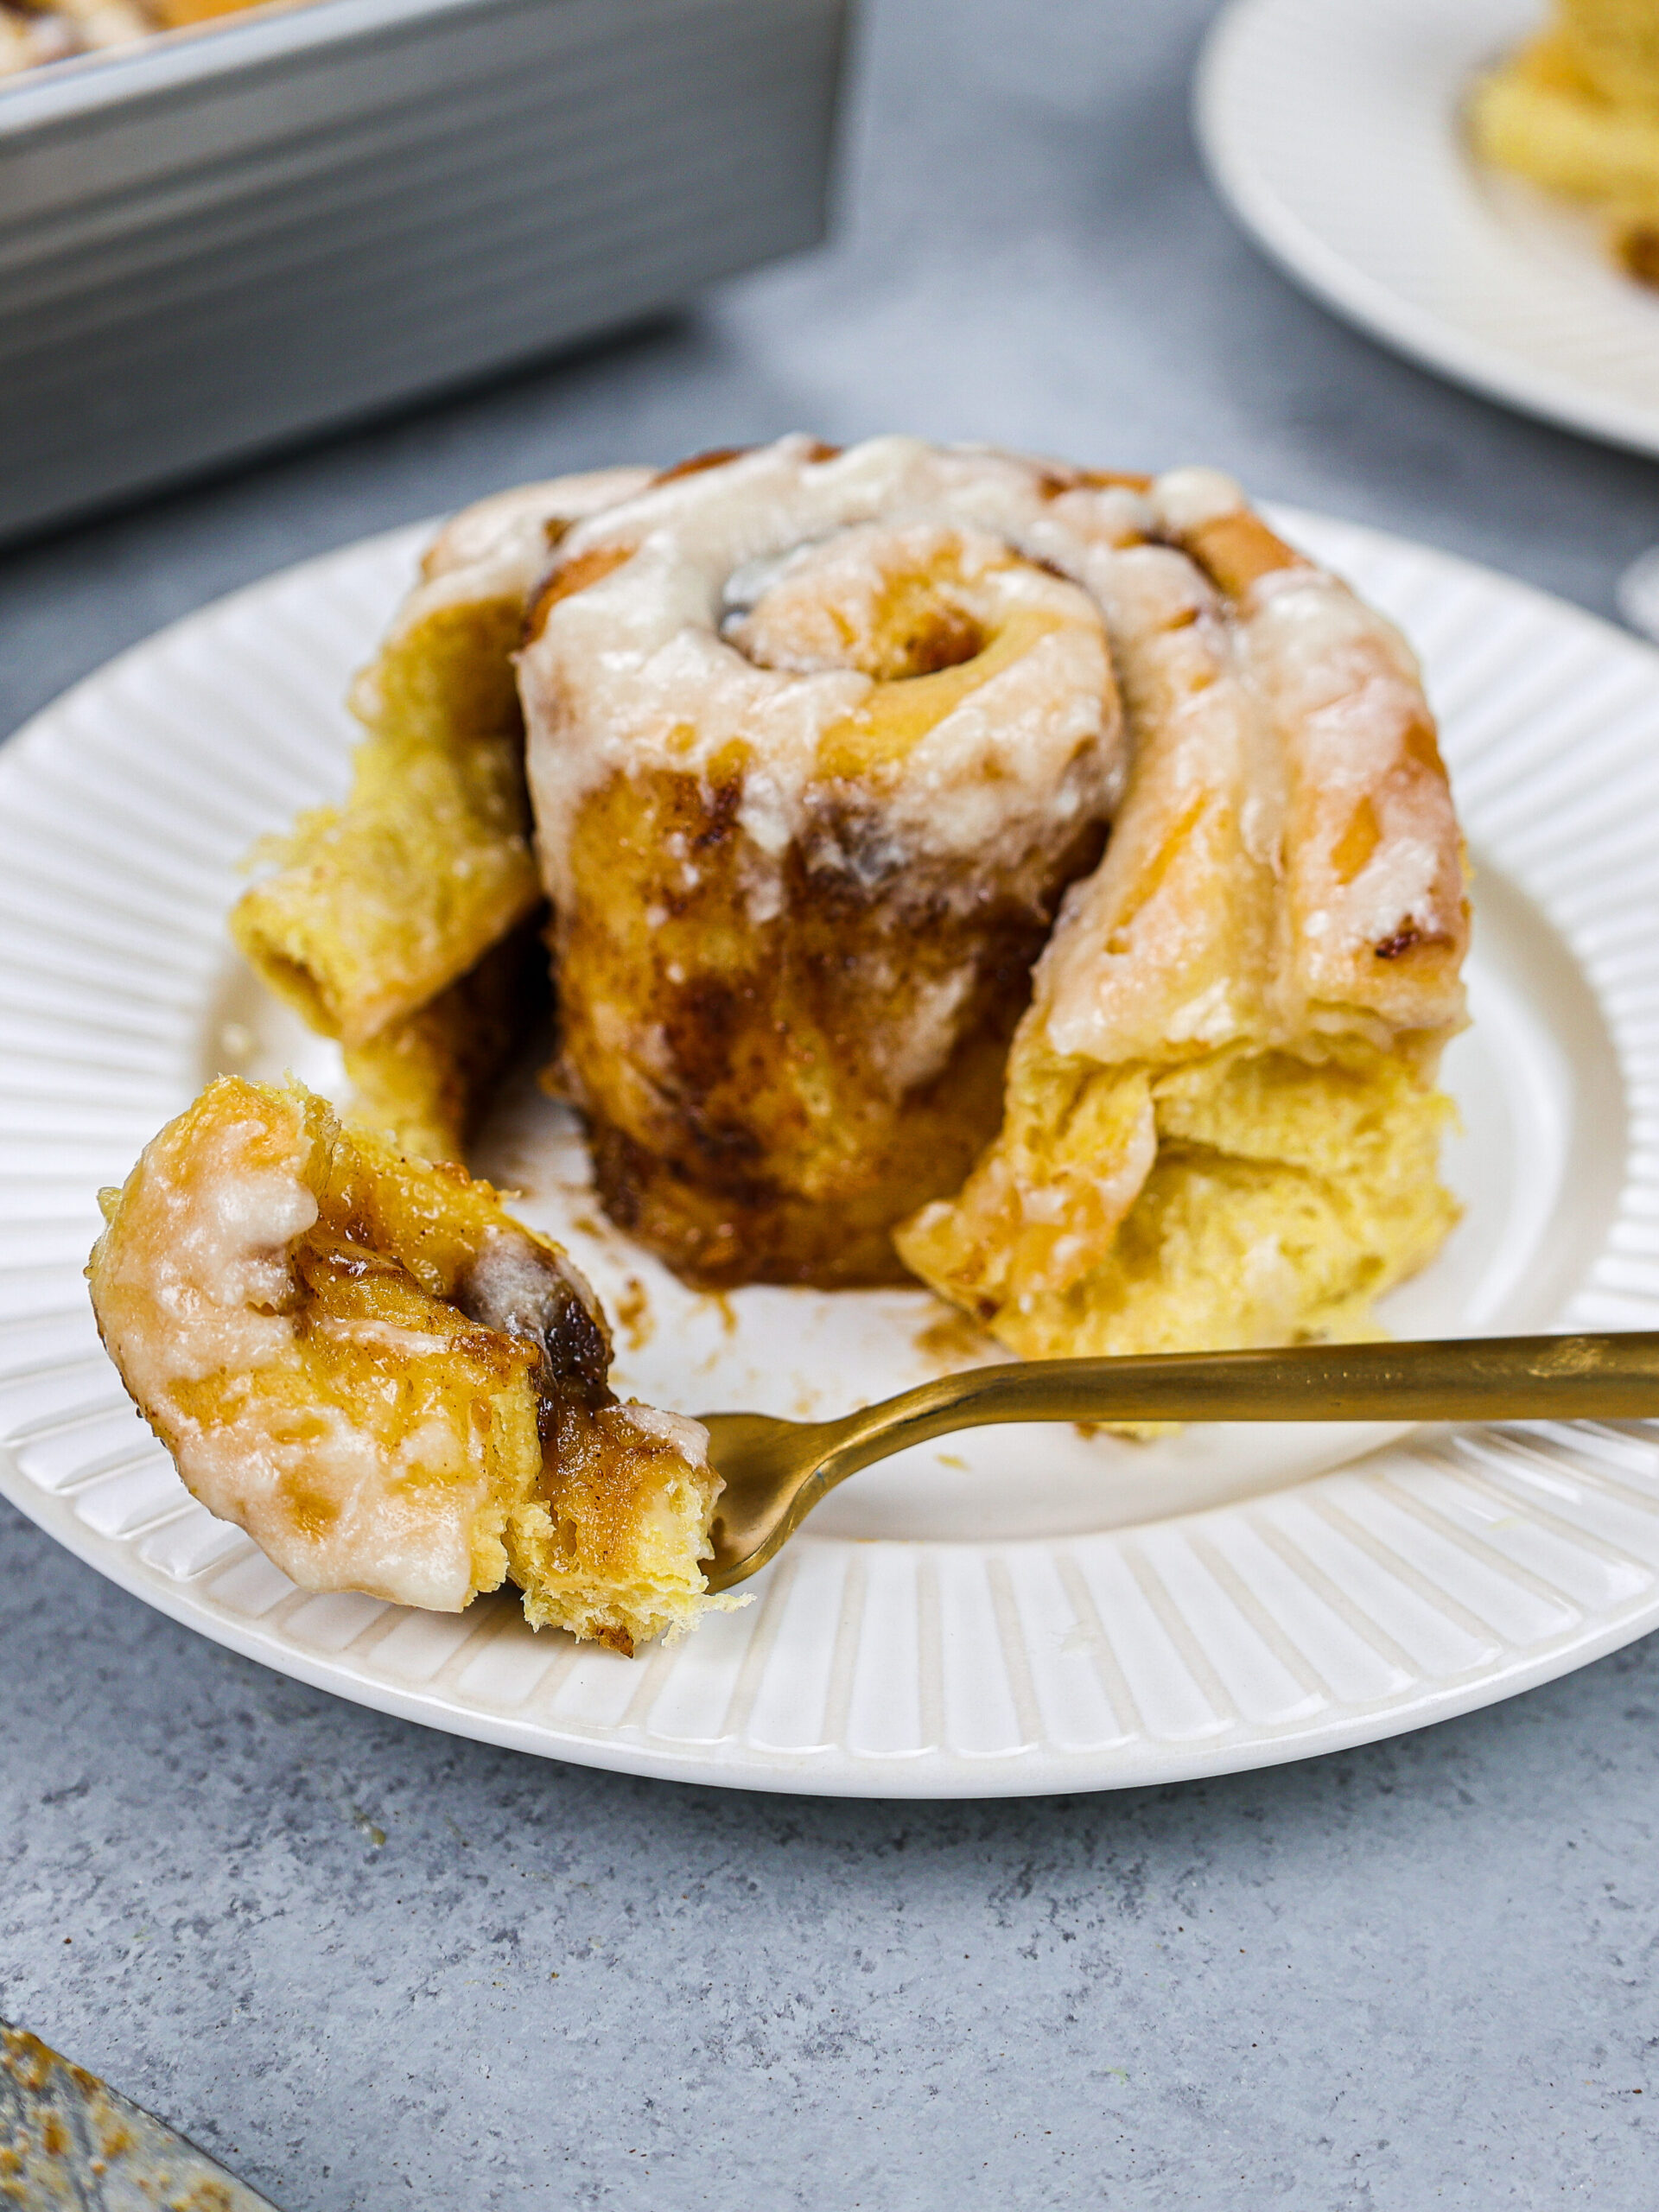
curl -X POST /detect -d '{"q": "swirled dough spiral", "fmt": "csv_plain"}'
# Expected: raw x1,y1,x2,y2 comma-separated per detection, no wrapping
518,435,1135,1286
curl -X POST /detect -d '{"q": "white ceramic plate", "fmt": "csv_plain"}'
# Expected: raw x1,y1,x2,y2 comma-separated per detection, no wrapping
3,510,1658,1799
1197,0,1659,458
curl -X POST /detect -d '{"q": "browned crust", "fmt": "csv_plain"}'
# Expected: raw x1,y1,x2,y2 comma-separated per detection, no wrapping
1613,213,1659,286
1176,510,1309,599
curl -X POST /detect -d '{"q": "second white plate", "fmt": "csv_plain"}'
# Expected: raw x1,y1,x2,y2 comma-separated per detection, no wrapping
2,506,1657,1796
1197,0,1659,457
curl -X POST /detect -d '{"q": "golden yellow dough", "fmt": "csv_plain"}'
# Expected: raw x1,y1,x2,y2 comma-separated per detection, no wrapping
231,588,540,1048
897,474,1470,1361
87,1076,722,1652
340,919,548,1164
911,1043,1457,1359
230,468,650,1160
1559,0,1659,110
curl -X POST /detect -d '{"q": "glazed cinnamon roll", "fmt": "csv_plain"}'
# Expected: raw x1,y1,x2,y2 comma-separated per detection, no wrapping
897,467,1469,1357
230,466,651,1159
88,1077,723,1651
517,436,1130,1287
1470,0,1659,286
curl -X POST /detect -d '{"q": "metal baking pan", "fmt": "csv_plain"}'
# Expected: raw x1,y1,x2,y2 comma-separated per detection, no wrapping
0,0,847,541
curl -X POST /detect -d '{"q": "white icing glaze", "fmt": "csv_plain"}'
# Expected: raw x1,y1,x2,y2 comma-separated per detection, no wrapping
1033,542,1281,1065
1149,466,1246,535
460,1224,605,1346
1239,568,1466,1001
423,467,655,580
382,466,658,651
518,435,1133,907
110,1108,317,1388
313,1317,459,1357
1032,505,1465,1065
618,1402,712,1470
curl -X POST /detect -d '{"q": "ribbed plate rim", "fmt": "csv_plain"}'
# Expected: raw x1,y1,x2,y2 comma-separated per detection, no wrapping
1195,0,1659,461
3,504,1659,1798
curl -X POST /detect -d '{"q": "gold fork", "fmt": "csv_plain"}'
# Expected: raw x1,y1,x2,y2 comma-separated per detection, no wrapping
698,1331,1659,1592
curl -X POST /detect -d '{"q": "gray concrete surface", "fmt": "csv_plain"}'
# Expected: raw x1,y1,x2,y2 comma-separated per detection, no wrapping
5,1,1659,2204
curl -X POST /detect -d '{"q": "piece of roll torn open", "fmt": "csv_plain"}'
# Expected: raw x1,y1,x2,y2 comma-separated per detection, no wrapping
228,466,652,1163
895,467,1470,1359
86,1076,730,1652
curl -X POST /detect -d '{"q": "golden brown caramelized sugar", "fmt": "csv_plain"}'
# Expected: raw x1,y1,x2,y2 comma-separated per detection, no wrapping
88,1076,721,1648
518,439,1131,1287
561,759,1103,1286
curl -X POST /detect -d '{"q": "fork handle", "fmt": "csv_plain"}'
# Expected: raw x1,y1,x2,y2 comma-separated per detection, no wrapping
701,1333,1659,1592
832,1332,1659,1467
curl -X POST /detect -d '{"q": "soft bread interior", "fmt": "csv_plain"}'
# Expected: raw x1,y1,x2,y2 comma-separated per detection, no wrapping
510,1402,728,1649
227,470,652,1160
230,590,541,1047
899,1038,1457,1358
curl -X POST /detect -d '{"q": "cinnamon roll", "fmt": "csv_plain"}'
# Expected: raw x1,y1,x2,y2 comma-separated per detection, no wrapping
230,466,651,1159
88,1077,724,1652
516,436,1130,1287
1471,0,1659,284
896,467,1469,1357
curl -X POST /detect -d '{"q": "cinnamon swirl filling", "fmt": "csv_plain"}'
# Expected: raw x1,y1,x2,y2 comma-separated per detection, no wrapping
518,436,1132,1287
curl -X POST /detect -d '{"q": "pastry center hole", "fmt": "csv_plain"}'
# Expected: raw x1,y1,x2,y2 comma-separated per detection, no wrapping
722,526,998,682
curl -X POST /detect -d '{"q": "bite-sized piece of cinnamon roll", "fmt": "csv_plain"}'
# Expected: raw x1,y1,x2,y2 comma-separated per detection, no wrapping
897,467,1469,1358
87,1076,722,1652
517,435,1129,1287
229,467,652,1156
